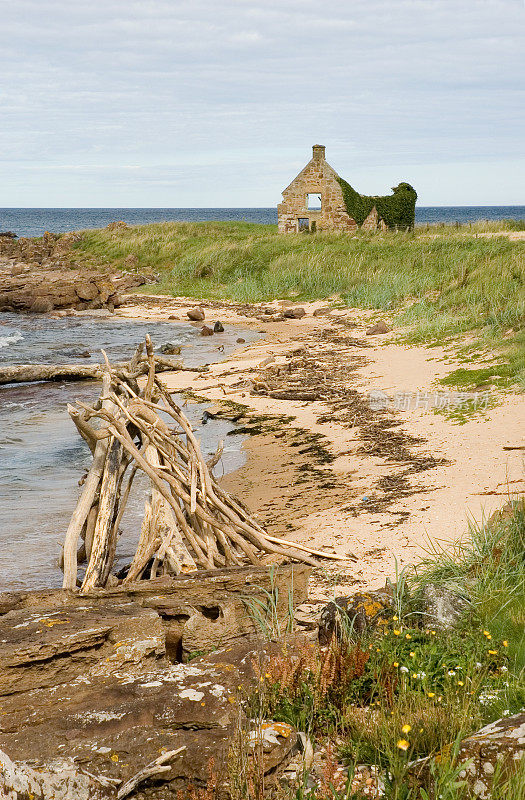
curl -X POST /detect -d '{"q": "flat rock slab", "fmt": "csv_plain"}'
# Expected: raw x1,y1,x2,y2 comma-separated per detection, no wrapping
0,565,310,661
0,662,239,794
0,659,298,798
0,601,165,696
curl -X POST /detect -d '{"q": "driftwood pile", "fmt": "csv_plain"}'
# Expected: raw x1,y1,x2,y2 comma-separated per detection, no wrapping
62,337,326,592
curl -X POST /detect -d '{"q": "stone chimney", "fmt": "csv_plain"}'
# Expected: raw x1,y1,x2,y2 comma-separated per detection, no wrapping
312,144,325,161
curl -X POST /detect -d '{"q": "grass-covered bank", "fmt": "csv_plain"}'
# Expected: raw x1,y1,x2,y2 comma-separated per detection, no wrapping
237,501,525,799
73,220,525,388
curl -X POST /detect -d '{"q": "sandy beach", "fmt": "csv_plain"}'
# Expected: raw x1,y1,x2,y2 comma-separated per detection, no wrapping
115,293,524,602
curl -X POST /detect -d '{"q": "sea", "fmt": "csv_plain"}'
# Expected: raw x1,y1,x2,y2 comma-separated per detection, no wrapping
1,206,524,238
0,314,259,590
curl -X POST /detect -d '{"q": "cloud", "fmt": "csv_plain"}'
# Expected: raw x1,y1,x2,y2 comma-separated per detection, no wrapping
0,0,524,205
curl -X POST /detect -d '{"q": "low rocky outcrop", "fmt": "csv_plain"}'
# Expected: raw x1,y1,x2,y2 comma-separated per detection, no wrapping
0,600,165,696
0,231,149,312
318,587,394,645
0,566,308,797
0,565,309,662
420,582,471,630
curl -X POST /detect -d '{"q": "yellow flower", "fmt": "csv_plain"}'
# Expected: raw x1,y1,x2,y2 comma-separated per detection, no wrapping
428,692,435,698
457,681,464,686
397,739,410,751
430,630,436,636
393,662,399,667
405,633,412,640
393,630,401,636
393,615,398,621
488,650,498,655
401,724,411,734
409,651,415,658
503,640,508,647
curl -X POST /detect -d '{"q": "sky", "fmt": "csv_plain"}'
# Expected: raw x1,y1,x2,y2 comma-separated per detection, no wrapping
1,0,524,207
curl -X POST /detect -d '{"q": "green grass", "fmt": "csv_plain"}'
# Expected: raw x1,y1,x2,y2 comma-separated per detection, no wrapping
71,220,525,388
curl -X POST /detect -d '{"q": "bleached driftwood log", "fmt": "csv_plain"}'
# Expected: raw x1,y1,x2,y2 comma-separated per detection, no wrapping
61,337,340,593
0,355,207,385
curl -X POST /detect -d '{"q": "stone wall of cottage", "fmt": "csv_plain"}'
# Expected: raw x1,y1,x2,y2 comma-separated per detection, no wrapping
277,145,358,234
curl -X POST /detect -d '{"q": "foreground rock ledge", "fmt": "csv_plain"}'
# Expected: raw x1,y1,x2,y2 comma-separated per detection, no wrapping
0,565,308,798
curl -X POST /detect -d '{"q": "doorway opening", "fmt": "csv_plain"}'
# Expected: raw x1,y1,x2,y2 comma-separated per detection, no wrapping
297,218,310,232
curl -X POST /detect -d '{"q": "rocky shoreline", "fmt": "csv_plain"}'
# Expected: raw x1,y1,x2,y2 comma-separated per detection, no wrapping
0,231,150,313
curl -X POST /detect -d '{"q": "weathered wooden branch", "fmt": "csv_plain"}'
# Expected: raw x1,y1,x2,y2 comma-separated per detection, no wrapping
117,746,186,800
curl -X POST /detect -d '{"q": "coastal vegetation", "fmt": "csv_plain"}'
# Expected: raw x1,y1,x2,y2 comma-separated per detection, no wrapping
240,501,525,799
73,219,525,389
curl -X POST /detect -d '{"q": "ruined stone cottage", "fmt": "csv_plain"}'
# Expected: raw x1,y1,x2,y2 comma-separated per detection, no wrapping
277,145,417,234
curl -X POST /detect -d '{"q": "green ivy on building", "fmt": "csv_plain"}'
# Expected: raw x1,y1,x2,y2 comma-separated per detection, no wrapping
336,178,417,230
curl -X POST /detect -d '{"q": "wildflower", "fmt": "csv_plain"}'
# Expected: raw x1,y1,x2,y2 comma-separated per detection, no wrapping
488,650,498,655
376,648,381,653
405,633,412,640
397,739,409,751
430,630,436,636
393,629,401,636
428,692,435,698
500,666,508,673
393,615,398,621
503,641,508,648
412,673,418,679
437,696,443,702
393,662,399,668
400,666,409,674
409,652,415,658
457,681,464,686
447,670,456,676
483,631,492,640
401,724,411,734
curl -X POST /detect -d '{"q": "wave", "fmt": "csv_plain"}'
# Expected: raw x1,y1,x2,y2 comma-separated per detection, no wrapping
0,331,24,349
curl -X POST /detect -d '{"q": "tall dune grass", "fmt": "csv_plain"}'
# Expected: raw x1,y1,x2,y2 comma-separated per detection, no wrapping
74,221,525,387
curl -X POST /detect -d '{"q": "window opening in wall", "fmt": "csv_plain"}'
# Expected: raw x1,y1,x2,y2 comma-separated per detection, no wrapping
297,218,310,232
307,193,322,210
